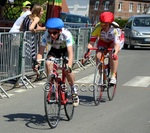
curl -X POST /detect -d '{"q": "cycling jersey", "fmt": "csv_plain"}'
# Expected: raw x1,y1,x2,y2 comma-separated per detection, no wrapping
41,28,74,49
90,22,124,48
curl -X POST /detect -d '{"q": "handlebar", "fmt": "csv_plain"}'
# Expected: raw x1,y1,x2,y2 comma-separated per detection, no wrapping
89,47,113,51
37,56,68,65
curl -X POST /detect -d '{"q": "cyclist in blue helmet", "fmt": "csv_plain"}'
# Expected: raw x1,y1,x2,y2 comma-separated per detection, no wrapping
34,18,79,106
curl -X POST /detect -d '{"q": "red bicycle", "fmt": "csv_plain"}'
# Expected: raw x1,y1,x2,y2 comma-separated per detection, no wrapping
43,56,74,128
89,47,117,106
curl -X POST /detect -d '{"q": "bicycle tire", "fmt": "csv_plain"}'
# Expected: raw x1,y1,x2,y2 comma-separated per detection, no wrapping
64,91,74,120
44,84,61,128
93,63,103,106
107,73,117,101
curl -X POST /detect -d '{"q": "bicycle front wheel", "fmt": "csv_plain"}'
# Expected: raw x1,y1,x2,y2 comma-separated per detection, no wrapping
44,84,61,128
93,63,103,106
64,91,74,120
107,73,117,101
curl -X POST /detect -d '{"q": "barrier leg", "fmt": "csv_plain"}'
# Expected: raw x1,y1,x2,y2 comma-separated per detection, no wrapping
0,86,10,98
16,76,34,89
23,76,35,89
89,57,96,66
75,61,86,70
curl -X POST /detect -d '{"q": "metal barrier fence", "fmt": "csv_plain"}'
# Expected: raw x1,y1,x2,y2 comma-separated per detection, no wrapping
0,27,95,98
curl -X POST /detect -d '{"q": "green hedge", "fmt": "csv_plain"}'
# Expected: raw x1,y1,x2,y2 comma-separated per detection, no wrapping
4,0,47,23
115,19,128,29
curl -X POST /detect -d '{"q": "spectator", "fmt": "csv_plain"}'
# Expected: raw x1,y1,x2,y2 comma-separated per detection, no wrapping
17,4,45,86
20,3,45,33
9,1,32,32
20,3,46,60
20,1,31,16
0,0,7,20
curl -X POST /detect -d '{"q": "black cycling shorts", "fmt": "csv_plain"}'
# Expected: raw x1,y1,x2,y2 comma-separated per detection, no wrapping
47,47,68,58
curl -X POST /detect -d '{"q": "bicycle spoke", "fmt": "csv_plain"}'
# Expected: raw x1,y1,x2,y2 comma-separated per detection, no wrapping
107,73,117,101
44,85,60,128
107,83,116,101
64,91,74,120
93,85,103,106
93,64,103,106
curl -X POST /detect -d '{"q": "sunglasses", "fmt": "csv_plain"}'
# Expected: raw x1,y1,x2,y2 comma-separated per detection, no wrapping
48,31,59,35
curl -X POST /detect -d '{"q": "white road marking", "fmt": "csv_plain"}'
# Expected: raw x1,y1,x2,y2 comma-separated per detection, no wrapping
36,82,45,85
123,76,150,87
3,94,14,98
75,74,94,84
14,89,27,93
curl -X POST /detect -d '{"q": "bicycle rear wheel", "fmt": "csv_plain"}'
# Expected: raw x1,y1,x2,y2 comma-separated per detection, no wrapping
107,73,117,101
64,91,74,120
44,84,61,128
93,63,103,106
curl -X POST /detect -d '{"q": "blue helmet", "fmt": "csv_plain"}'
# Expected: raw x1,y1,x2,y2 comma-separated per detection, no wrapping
46,18,64,29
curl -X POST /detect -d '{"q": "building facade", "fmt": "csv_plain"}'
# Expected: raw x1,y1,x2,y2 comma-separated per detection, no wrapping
89,0,150,24
66,0,90,16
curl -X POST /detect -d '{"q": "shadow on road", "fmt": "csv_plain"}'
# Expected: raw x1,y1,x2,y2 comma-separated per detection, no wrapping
3,113,51,130
79,95,95,106
79,94,109,107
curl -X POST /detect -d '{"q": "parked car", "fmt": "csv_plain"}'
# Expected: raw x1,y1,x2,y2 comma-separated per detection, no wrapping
124,14,150,49
60,12,92,28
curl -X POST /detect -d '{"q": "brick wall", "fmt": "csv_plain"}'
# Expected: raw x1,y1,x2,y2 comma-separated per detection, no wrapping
89,0,150,23
114,0,149,19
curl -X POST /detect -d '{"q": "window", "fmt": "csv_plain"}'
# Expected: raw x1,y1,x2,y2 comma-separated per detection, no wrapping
147,4,150,14
104,1,110,10
118,2,122,11
94,1,99,10
133,17,150,27
143,4,148,13
129,3,133,12
137,4,141,13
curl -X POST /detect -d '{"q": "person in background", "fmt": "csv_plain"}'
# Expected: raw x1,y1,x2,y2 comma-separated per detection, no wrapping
20,1,31,16
15,4,45,86
9,1,32,32
21,2,46,67
20,3,46,60
21,3,45,33
0,0,7,20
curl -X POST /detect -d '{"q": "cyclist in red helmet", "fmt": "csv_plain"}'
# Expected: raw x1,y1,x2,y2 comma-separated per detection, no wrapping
84,12,124,84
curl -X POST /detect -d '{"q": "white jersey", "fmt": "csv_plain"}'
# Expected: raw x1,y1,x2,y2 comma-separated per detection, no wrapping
9,10,31,33
41,28,74,49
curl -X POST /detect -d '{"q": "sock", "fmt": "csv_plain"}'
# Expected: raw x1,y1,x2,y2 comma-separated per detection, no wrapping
111,72,116,78
71,85,78,94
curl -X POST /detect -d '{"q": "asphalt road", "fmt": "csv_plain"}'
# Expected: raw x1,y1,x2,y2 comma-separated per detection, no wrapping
0,47,150,133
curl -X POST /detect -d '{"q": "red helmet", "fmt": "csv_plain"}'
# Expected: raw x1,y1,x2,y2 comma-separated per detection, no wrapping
99,12,114,23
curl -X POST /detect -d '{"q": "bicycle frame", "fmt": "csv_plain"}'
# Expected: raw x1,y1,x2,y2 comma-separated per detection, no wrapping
90,47,117,105
47,57,68,105
91,47,111,85
43,56,74,128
